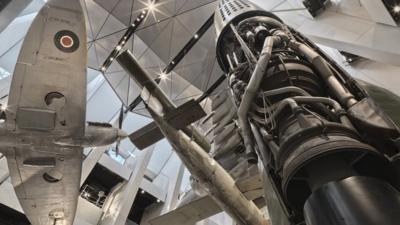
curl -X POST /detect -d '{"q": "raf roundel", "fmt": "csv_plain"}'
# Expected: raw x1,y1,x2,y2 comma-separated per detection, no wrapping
54,30,80,53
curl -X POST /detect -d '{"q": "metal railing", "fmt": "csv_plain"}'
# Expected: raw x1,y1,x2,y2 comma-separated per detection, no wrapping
80,184,108,208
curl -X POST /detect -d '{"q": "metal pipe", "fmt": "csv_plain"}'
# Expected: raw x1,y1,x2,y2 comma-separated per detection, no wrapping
263,86,311,97
117,50,210,152
238,16,284,30
147,105,269,225
292,97,341,112
238,35,280,163
230,24,257,64
289,41,358,108
260,128,280,158
261,86,337,122
267,96,354,129
291,96,354,129
250,122,271,169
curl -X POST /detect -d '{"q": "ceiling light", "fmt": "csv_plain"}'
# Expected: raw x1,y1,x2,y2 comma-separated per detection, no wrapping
159,72,168,80
147,1,156,11
116,45,122,51
1,104,7,111
394,5,400,13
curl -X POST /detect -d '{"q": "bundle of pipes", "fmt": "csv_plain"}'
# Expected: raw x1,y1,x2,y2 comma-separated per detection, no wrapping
214,0,400,225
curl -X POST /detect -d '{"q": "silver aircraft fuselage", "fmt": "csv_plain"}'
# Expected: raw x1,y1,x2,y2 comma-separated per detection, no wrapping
0,1,126,225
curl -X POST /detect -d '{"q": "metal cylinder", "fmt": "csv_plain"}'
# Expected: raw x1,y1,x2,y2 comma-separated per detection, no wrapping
212,1,400,225
304,176,400,225
214,0,282,72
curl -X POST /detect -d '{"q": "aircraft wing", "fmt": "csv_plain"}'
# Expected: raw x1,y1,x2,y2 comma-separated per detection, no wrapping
6,0,87,136
1,0,87,224
4,146,83,225
129,99,207,149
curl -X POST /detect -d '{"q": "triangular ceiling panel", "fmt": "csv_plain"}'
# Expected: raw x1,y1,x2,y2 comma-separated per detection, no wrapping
178,0,217,14
90,0,221,111
110,0,135,26
93,42,124,73
104,71,127,87
92,0,120,13
174,0,189,13
136,19,172,49
167,17,194,59
87,44,100,69
175,1,217,35
145,19,174,63
0,41,23,74
131,35,149,58
96,12,127,39
85,0,110,38
114,74,130,105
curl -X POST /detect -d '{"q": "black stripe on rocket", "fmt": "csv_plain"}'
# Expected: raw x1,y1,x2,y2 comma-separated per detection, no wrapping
54,30,80,53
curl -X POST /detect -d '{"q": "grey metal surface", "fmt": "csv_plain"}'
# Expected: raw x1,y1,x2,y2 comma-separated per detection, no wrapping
5,146,83,225
129,121,165,150
6,0,87,135
130,99,206,150
1,0,87,224
0,0,130,223
358,80,400,127
304,176,400,225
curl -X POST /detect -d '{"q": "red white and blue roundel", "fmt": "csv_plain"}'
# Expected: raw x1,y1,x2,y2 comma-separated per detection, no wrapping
54,30,80,53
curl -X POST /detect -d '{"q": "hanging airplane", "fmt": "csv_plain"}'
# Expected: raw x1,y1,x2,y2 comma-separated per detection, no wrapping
0,0,127,224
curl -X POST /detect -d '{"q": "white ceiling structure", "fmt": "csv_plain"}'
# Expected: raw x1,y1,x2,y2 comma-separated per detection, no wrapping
2,0,400,118
86,0,223,116
87,0,400,113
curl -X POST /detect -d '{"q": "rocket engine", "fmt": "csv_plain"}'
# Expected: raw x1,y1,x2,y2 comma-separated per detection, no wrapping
214,1,400,224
